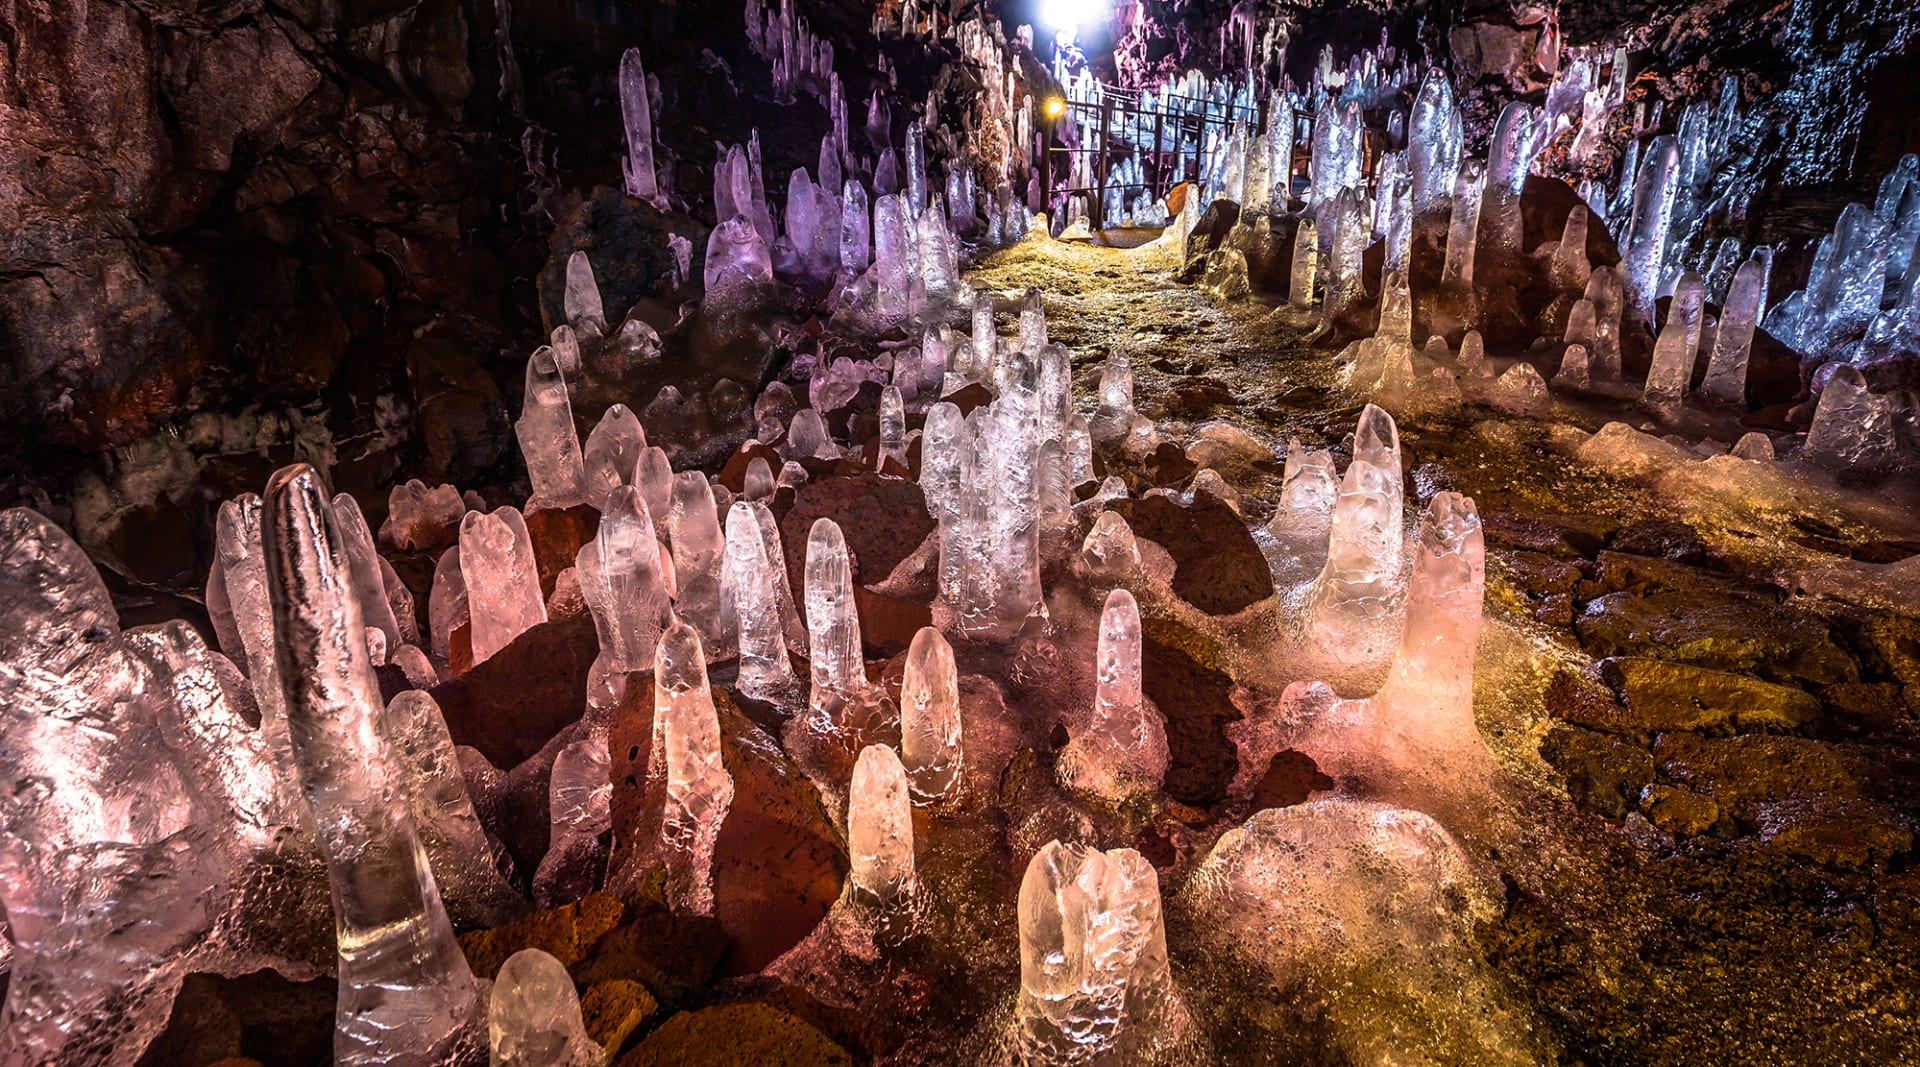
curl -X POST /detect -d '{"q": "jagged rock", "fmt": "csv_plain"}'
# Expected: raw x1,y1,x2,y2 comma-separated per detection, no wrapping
1140,622,1242,807
432,612,600,768
1862,615,1920,689
1540,725,1655,819
1575,590,1857,685
1608,520,1711,564
581,980,657,1056
408,326,512,485
779,472,934,591
1638,784,1721,837
1110,493,1274,614
1598,657,1822,735
1482,510,1617,558
459,893,627,979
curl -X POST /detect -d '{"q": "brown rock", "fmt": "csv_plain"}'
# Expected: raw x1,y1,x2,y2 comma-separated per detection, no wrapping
607,685,847,977
459,892,626,979
1749,797,1912,868
1638,783,1720,837
1608,520,1710,565
1109,493,1273,615
1863,614,1920,688
615,1004,852,1067
431,612,599,768
581,980,658,1057
1821,681,1915,731
779,472,934,591
1652,733,1859,819
570,899,727,1006
525,504,599,599
1251,749,1335,811
1141,627,1243,807
1540,725,1654,819
1575,590,1857,685
1481,510,1617,558
1599,657,1821,735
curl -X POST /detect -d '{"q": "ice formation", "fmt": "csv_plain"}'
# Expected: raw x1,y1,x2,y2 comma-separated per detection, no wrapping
653,622,734,915
534,738,613,908
1292,405,1408,689
847,744,919,928
722,501,799,701
805,517,867,717
1015,841,1174,1064
461,507,548,665
1057,589,1169,804
263,465,486,1066
618,47,660,205
517,346,589,510
899,625,962,802
489,949,603,1067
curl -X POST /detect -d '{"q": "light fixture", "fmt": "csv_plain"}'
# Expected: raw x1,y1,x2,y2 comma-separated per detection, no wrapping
1038,0,1108,33
1044,97,1065,118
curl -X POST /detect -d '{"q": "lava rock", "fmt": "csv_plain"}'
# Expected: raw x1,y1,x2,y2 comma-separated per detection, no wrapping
459,893,626,979
431,612,599,768
614,1003,852,1067
1598,657,1822,735
1109,493,1274,614
1638,784,1721,837
1540,724,1655,819
540,187,710,334
1140,623,1243,808
1575,590,1857,685
581,980,658,1057
779,472,934,591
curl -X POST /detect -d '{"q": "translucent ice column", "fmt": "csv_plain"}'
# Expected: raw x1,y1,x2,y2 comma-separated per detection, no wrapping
847,744,919,928
1015,841,1172,1064
1803,365,1899,471
1408,70,1461,216
460,507,548,665
669,473,735,660
1296,405,1407,686
1699,252,1769,406
705,215,774,292
1621,135,1679,321
262,464,484,1067
489,949,603,1067
721,502,799,701
1058,589,1168,804
517,346,589,510
532,738,612,908
899,625,962,802
583,404,647,510
619,47,660,204
1373,493,1485,736
805,517,867,716
1265,439,1339,588
654,622,735,915
577,486,670,701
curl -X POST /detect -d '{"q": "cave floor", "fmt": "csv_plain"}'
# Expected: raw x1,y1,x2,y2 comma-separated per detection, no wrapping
964,234,1920,1066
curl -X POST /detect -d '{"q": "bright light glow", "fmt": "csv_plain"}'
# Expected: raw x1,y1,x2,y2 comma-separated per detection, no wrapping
1039,0,1108,32
1044,98,1065,118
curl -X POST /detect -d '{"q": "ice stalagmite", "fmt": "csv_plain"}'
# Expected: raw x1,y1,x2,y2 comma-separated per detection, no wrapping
1020,288,1047,353
872,193,918,320
1266,440,1339,588
878,385,908,469
217,494,288,736
564,251,608,339
533,738,612,908
619,47,660,204
654,622,734,915
1550,205,1591,292
722,502,798,701
841,180,871,274
848,744,918,926
1370,493,1486,744
577,486,670,691
0,510,295,1065
331,492,406,654
1803,365,1899,471
1058,589,1169,804
1642,314,1693,410
517,346,589,510
705,216,774,292
749,499,809,657
1015,841,1173,1064
1408,69,1461,216
1297,405,1407,687
806,517,867,717
1434,165,1485,339
1265,92,1295,214
382,690,526,928
489,949,603,1067
1483,102,1537,258
1288,215,1319,307
461,508,547,665
899,625,962,802
669,473,735,660
1700,253,1769,406
1585,266,1624,379
262,465,485,1067
1554,343,1591,391
582,404,647,509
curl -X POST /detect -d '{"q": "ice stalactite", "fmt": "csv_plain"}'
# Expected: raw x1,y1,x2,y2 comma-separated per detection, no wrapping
263,465,485,1067
654,622,734,916
1015,841,1175,1065
488,949,603,1067
460,507,547,666
517,346,589,510
722,501,799,702
1058,589,1168,805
